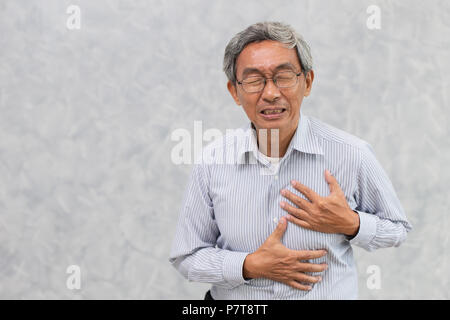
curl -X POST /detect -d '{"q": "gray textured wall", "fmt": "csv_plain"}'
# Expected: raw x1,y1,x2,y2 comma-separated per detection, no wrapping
0,0,448,299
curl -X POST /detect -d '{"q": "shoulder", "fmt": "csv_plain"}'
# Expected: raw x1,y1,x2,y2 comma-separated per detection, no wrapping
306,115,384,179
307,114,372,154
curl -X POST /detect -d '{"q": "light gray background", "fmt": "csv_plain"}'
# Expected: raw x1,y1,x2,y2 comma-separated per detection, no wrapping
0,0,448,299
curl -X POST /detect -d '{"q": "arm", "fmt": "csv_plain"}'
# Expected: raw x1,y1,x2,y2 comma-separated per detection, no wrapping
169,164,249,289
349,143,413,251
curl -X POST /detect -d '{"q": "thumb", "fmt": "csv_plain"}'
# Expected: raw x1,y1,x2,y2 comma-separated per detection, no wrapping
270,216,287,241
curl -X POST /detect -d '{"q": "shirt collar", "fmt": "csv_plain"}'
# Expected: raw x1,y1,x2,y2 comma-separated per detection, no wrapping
289,110,324,156
237,110,323,163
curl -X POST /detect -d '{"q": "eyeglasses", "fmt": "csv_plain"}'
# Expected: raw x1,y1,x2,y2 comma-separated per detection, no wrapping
237,70,303,93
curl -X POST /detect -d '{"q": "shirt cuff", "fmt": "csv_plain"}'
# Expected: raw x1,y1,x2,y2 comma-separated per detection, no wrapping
222,251,251,288
349,210,377,247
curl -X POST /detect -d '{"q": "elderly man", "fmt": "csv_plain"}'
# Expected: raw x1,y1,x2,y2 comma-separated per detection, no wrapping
169,21,412,300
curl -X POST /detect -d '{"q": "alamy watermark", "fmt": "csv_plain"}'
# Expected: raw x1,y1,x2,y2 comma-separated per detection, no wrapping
366,264,381,290
66,5,81,30
170,121,280,169
366,5,381,30
66,265,81,290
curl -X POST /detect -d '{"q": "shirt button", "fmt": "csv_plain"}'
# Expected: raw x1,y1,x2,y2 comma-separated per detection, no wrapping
273,217,278,223
274,175,278,180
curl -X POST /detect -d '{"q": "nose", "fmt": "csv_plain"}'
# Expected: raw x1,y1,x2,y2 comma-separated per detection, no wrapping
261,78,281,102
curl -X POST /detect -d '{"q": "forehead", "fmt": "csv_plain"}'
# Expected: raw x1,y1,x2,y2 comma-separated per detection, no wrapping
235,40,301,76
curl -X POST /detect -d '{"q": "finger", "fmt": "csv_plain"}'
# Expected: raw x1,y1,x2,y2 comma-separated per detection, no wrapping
280,189,311,210
269,216,287,241
294,273,322,284
287,280,312,291
295,249,328,260
285,213,313,230
297,262,329,273
280,201,309,219
290,180,320,202
325,169,341,194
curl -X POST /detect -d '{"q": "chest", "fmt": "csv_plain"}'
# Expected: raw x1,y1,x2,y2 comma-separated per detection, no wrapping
209,154,358,252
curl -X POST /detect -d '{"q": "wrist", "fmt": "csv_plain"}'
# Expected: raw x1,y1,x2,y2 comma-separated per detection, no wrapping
243,252,259,280
344,210,360,237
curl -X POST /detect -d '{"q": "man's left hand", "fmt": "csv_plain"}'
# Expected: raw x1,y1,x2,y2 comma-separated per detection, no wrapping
280,170,360,236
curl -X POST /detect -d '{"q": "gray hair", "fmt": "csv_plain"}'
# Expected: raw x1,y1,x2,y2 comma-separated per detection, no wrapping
223,21,313,84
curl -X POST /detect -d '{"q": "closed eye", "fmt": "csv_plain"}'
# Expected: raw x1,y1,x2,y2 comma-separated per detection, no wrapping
244,78,264,84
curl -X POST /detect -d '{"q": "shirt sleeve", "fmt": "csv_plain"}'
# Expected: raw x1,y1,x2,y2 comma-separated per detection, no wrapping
349,143,413,251
169,163,250,289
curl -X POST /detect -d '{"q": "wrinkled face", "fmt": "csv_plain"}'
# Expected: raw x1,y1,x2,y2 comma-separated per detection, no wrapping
227,40,314,132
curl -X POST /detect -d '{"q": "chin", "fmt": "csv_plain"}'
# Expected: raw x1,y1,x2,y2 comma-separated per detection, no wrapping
254,121,285,131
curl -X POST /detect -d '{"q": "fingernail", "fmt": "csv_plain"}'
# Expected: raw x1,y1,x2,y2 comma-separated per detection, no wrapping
280,201,285,208
317,276,322,282
280,189,287,196
290,180,296,186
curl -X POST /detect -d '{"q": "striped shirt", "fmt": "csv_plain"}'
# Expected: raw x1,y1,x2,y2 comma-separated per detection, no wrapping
169,110,412,300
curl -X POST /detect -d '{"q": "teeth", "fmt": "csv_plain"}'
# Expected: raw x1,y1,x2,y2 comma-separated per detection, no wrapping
263,109,283,115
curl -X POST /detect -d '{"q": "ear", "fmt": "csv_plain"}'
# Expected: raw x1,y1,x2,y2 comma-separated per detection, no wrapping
227,81,241,105
303,70,314,97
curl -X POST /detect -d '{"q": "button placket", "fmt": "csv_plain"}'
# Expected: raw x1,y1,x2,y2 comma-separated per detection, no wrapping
270,168,282,227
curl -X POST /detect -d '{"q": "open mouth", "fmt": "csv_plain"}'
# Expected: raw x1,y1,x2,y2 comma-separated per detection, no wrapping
259,108,287,118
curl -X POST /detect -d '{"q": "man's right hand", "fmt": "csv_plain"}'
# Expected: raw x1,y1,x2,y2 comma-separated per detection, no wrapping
243,216,328,291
